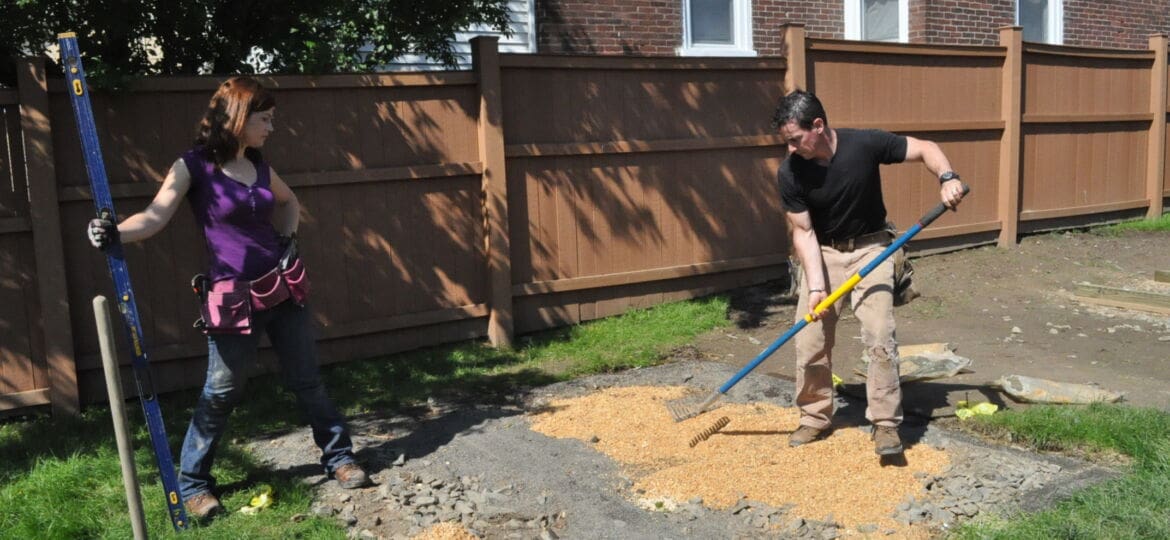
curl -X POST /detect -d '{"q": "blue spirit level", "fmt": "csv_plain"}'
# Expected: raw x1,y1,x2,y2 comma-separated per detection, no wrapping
57,32,188,531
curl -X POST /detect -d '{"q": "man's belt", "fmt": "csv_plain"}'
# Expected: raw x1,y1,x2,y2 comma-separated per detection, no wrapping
826,230,892,252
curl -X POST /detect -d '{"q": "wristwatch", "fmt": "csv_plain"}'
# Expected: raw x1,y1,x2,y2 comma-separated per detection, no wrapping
939,171,961,184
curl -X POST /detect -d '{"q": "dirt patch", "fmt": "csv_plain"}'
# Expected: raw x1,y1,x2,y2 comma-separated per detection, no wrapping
698,230,1170,416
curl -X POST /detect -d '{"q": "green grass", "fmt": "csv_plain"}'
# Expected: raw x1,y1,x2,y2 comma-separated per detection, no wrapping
1091,213,1170,236
0,294,730,538
952,403,1170,539
0,415,340,539
16,287,1170,539
235,294,731,428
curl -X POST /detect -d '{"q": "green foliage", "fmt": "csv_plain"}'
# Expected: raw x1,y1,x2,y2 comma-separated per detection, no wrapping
0,0,512,86
952,404,1170,539
953,465,1170,540
0,414,341,539
0,293,731,538
970,403,1170,466
236,294,733,428
520,294,732,376
1091,213,1170,236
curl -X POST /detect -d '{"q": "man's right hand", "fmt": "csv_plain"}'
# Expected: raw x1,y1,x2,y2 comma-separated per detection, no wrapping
87,218,117,249
807,289,828,320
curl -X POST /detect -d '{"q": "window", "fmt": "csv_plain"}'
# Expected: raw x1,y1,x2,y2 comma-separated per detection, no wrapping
680,0,756,56
844,0,908,43
1017,0,1063,44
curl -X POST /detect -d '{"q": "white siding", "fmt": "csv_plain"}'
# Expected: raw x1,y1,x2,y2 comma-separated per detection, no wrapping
381,0,535,71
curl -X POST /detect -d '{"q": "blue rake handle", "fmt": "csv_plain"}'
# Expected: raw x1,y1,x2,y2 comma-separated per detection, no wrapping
690,185,970,415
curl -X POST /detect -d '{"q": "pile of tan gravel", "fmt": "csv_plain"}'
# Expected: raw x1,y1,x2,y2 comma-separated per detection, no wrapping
410,521,479,540
529,386,950,535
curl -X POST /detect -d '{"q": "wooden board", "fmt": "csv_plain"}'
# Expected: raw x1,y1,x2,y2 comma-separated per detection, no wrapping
1073,282,1170,315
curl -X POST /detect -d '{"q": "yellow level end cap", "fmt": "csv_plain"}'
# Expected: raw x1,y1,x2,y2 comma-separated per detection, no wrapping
58,32,77,38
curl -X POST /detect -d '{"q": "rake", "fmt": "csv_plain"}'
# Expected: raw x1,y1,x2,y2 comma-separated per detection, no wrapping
688,416,731,448
667,185,969,422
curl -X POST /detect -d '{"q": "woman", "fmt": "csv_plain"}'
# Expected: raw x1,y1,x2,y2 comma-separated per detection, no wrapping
87,77,367,520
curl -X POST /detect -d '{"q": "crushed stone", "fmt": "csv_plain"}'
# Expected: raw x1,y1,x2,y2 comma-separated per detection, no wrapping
529,386,949,534
245,360,1117,539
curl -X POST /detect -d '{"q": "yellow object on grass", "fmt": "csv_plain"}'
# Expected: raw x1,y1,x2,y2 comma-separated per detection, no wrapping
238,484,274,515
955,400,998,420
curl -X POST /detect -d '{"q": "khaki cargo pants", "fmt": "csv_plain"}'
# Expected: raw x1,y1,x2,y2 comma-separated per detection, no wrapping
794,242,902,429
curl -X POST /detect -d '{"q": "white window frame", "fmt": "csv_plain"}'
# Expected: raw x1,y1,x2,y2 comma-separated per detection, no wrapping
1016,0,1063,45
843,0,909,43
679,0,757,57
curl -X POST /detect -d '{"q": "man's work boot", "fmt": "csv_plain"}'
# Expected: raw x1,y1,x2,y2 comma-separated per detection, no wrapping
872,425,904,455
788,425,827,447
334,462,370,489
183,491,223,521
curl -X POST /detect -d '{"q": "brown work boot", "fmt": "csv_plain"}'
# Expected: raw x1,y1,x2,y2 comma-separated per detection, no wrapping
333,462,369,489
183,491,223,521
872,425,904,455
788,425,827,447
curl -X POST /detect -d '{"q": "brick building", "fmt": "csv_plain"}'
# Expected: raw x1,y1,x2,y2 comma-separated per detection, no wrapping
395,0,1168,69
535,0,1170,55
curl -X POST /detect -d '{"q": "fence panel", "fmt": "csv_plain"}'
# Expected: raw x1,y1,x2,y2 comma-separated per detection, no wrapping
806,40,1006,240
0,99,49,410
500,56,790,331
1020,46,1155,221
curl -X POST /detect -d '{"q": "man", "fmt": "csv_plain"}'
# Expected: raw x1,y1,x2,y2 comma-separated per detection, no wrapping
773,90,965,455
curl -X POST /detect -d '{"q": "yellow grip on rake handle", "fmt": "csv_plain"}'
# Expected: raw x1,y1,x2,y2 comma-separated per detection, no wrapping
804,274,861,322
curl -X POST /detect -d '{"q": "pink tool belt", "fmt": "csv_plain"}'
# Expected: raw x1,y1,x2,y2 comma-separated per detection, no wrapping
199,257,310,335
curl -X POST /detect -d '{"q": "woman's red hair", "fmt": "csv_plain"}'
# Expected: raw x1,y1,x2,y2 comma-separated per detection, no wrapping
194,77,275,166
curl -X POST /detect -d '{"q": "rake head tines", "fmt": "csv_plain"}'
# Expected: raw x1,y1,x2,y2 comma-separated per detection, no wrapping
665,390,724,422
688,416,731,448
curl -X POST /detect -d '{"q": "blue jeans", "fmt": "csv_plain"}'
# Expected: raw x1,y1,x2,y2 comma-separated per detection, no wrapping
178,301,355,498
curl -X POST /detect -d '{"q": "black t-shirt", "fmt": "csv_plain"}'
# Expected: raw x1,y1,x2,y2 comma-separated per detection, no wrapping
778,128,908,243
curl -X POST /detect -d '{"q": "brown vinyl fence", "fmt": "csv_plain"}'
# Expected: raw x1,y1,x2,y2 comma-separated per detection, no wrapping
0,88,48,412
499,54,790,331
1,28,1168,415
803,39,1006,244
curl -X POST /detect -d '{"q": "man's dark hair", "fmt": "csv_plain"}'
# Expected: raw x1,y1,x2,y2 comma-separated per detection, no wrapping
771,90,828,130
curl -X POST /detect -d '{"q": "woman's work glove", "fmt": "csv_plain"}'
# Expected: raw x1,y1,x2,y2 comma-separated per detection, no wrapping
87,217,118,249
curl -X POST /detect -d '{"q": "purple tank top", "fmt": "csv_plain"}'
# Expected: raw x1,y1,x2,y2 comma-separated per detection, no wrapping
182,148,282,282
